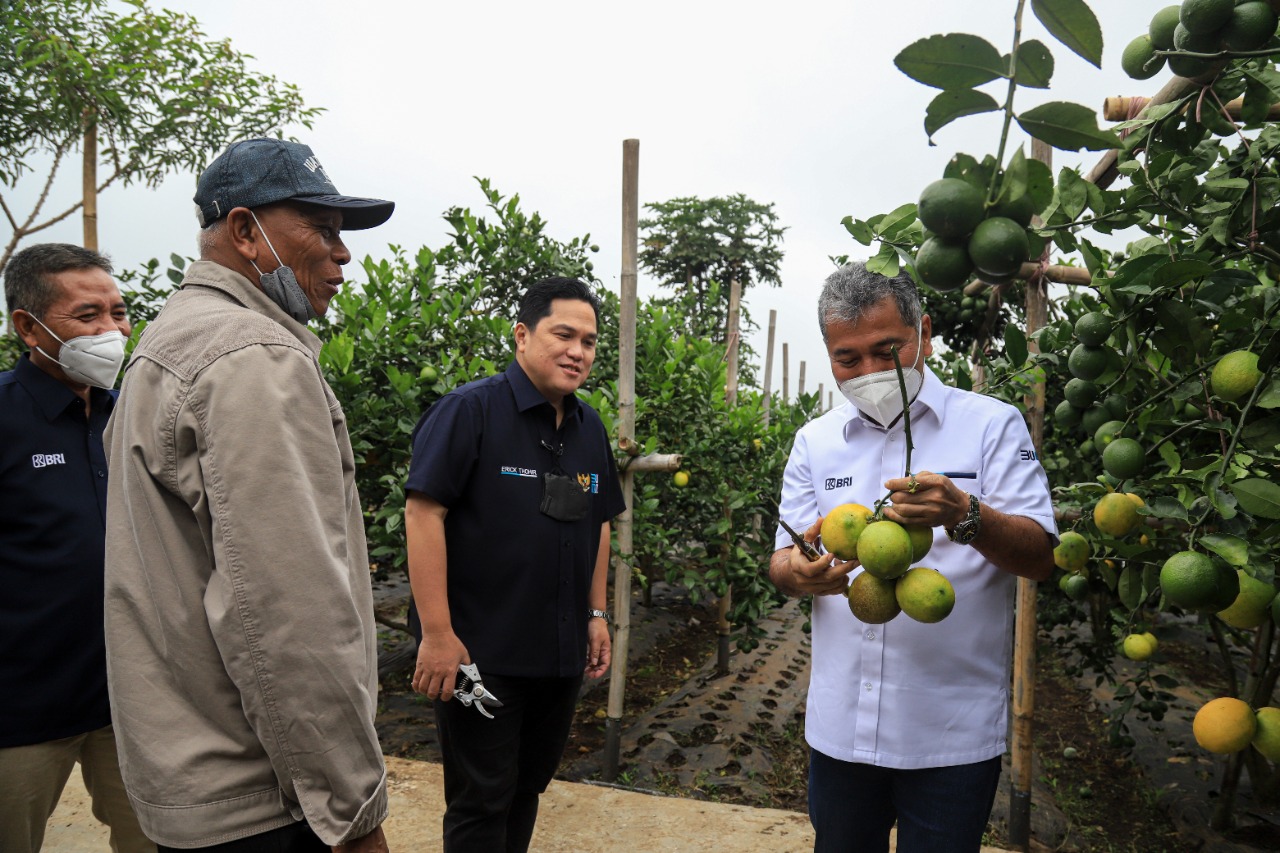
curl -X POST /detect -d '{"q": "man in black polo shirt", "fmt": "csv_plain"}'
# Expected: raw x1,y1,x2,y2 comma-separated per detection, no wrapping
0,243,153,852
406,276,625,852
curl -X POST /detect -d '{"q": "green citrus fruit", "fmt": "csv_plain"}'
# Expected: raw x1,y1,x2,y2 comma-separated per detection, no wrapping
1075,311,1113,347
1080,406,1112,437
968,217,1030,278
1252,707,1280,761
847,572,902,624
1068,344,1110,382
904,523,934,562
1151,4,1184,48
1272,593,1280,627
1054,531,1091,572
1194,697,1256,754
990,193,1037,227
1175,21,1225,50
918,179,985,241
1169,51,1225,80
1211,350,1263,402
1054,400,1084,429
1123,633,1157,661
419,365,439,383
673,471,690,488
1102,394,1128,420
1095,492,1140,537
916,236,974,291
1180,0,1235,34
820,503,875,561
1102,437,1145,480
1161,550,1221,609
895,567,956,623
1217,570,1277,629
1064,378,1100,409
1222,1,1278,50
1093,419,1127,448
1060,573,1090,602
857,521,914,580
1122,35,1166,79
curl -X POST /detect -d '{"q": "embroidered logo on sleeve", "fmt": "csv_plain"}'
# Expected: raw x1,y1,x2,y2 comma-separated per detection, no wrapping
1020,449,1040,462
32,453,67,468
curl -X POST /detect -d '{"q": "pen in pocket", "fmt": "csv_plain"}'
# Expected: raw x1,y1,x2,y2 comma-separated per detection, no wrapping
938,471,977,479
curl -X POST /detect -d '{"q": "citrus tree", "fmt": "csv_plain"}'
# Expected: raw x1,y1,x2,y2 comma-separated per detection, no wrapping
842,0,1280,831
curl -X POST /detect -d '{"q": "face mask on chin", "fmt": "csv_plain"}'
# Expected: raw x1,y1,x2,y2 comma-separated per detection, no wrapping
837,323,924,427
32,315,127,389
248,210,319,324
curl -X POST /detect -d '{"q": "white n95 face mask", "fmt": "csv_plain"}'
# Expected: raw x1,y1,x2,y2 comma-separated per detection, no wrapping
837,324,924,427
32,316,127,389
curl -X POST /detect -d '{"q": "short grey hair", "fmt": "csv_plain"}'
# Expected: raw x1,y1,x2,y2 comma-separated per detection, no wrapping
818,261,922,341
197,217,225,259
4,243,113,317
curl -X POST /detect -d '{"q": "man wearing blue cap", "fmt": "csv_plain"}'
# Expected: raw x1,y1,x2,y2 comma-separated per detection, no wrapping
104,139,395,853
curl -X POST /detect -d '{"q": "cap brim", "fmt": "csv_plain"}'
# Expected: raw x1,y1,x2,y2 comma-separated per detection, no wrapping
295,194,395,230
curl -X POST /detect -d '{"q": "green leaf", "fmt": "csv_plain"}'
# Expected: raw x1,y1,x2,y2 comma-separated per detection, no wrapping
1057,168,1089,220
925,89,1000,140
999,146,1029,204
1005,323,1028,366
1233,478,1280,519
1158,441,1182,475
1017,102,1120,151
866,243,900,277
1256,379,1280,409
842,215,874,245
1010,39,1055,88
1118,566,1142,610
1031,0,1103,68
1200,534,1250,567
895,33,1007,90
875,203,920,240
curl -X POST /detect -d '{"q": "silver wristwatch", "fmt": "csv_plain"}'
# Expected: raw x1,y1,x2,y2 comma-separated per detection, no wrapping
588,608,612,623
946,492,982,544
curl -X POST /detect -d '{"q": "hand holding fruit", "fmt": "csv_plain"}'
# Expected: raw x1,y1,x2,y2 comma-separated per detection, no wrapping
881,471,970,529
785,516,852,597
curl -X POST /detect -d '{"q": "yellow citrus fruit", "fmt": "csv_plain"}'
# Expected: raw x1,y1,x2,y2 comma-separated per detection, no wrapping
1122,633,1157,661
1194,697,1257,754
1222,1,1278,51
1102,438,1145,480
673,471,690,488
918,179,985,241
1095,492,1140,537
916,236,973,291
857,521,914,580
1150,5,1182,49
1142,631,1159,650
847,572,902,625
1211,350,1263,403
1217,570,1278,629
1126,493,1145,509
1180,0,1234,34
1054,531,1091,572
904,523,934,562
1252,707,1280,762
820,503,875,561
896,567,956,623
967,216,1030,278
1161,551,1233,611
1122,35,1165,79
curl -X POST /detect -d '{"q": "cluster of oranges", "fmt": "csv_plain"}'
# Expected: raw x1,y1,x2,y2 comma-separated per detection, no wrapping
914,178,1035,293
1123,0,1279,82
820,503,954,625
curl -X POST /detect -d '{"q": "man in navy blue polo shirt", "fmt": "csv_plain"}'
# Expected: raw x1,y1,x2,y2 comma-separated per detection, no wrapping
0,243,153,852
406,276,625,852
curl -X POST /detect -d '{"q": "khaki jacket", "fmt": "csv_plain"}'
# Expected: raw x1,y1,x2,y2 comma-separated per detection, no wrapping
104,261,386,848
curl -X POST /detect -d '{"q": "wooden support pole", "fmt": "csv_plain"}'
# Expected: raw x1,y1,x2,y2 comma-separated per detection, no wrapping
82,119,98,251
1102,94,1280,123
1087,77,1197,189
1009,138,1052,852
716,278,743,675
798,360,807,397
782,343,790,403
762,309,777,426
604,139,639,782
617,452,682,473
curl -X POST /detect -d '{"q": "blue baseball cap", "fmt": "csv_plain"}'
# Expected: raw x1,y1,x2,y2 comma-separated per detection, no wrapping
194,138,394,230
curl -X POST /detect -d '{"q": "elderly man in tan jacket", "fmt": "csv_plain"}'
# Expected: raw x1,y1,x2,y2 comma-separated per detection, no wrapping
104,139,395,853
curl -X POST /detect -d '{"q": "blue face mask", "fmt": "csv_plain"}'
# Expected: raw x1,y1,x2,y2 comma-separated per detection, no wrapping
248,211,318,324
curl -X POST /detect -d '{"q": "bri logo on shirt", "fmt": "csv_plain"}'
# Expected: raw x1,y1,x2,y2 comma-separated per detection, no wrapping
32,453,67,468
824,476,853,491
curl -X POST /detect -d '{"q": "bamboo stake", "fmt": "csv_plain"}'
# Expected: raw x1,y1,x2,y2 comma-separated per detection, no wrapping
1087,77,1197,189
762,310,777,426
82,118,97,251
782,342,790,402
798,360,807,397
604,139,640,782
1008,138,1052,852
716,278,743,675
1102,94,1280,123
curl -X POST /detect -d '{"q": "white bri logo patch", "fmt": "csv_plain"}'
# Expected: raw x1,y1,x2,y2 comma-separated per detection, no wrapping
32,453,67,468
500,465,538,478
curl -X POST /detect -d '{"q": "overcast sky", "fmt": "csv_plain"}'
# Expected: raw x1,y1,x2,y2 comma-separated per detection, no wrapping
7,0,1161,402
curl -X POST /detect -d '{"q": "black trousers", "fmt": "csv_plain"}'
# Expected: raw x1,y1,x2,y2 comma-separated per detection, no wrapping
435,672,583,853
157,820,326,853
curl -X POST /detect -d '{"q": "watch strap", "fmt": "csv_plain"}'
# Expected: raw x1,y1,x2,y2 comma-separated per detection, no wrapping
946,492,982,544
588,608,612,623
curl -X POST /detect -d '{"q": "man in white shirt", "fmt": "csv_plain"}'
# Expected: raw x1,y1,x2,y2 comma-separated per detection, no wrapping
769,262,1056,853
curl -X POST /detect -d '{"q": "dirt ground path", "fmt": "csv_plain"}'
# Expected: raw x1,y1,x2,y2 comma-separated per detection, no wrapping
45,755,1013,852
